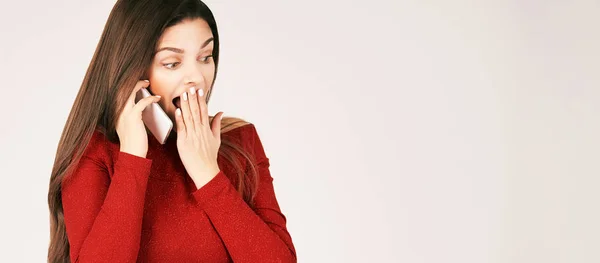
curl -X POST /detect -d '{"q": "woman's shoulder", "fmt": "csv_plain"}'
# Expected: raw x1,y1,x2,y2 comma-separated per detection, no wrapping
220,117,257,144
219,117,267,158
81,127,121,162
220,116,252,134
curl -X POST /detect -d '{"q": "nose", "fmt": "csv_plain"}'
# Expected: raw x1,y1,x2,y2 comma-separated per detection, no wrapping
182,63,206,89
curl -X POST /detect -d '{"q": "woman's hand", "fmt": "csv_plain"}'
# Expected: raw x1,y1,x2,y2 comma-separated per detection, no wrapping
116,80,162,158
175,87,225,189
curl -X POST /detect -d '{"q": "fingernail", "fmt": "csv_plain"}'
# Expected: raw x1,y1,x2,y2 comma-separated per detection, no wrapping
189,87,195,95
198,88,204,97
182,92,188,101
155,95,161,99
176,108,181,116
144,80,149,83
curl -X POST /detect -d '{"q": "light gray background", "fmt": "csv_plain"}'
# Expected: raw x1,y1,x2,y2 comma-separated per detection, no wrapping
0,0,599,262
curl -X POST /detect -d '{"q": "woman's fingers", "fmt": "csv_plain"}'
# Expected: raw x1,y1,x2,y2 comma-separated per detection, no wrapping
180,91,194,134
187,87,204,131
198,88,209,129
179,87,218,138
211,111,224,139
128,80,150,108
175,108,186,136
132,94,161,115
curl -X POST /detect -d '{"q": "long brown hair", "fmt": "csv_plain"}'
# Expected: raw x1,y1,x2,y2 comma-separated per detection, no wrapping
47,1,259,262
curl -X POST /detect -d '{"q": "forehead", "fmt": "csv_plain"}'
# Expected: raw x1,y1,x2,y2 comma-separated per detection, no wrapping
158,18,213,46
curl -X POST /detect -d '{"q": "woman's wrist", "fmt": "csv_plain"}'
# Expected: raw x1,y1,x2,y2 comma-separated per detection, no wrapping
190,166,221,189
119,146,148,158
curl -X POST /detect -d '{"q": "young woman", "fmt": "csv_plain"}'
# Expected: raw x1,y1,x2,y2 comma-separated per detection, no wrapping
46,0,296,262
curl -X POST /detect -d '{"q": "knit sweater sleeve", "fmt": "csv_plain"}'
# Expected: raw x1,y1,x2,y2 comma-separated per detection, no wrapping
191,124,297,263
61,143,153,263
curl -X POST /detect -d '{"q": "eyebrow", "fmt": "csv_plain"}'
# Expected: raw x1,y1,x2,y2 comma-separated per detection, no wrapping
155,37,214,54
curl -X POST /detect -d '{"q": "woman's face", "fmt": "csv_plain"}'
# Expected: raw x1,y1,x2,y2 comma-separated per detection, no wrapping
147,18,215,126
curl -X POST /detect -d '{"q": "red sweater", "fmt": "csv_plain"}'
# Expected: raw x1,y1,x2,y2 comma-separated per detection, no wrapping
61,124,296,262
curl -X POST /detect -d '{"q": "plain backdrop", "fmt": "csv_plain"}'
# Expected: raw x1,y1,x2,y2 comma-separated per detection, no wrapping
0,0,599,262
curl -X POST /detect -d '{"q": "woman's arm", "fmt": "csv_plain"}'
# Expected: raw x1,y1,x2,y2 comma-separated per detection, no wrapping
191,125,297,263
61,151,153,263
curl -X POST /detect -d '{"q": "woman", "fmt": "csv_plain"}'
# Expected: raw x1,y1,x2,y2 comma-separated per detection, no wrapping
46,0,296,262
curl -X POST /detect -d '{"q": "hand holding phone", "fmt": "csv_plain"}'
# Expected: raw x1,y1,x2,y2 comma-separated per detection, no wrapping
135,87,173,144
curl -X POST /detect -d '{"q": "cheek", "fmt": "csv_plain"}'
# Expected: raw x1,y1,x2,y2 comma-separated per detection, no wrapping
147,76,173,97
148,72,179,114
148,65,180,96
202,68,216,89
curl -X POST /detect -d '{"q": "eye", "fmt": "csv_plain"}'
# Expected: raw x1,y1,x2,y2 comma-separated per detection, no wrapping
200,55,213,64
163,62,180,69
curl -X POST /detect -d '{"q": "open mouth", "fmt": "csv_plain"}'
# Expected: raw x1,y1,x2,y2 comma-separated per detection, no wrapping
172,97,181,108
171,88,203,109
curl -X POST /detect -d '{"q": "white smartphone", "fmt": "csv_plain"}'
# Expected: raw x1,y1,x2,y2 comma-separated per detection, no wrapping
135,87,173,144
